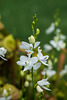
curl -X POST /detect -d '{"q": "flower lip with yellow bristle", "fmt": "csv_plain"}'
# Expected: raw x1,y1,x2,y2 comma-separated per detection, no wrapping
25,50,34,58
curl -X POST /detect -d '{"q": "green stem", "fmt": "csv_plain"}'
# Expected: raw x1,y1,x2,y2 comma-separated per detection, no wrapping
33,28,35,36
32,67,35,100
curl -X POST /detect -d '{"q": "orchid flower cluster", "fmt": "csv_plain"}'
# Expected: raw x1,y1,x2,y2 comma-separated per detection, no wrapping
17,35,50,92
17,14,51,93
44,17,66,51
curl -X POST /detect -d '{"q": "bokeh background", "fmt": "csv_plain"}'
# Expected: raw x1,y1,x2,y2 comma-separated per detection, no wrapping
0,0,67,46
0,0,67,99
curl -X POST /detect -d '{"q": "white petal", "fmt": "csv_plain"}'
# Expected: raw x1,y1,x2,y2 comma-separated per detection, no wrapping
33,62,41,71
20,41,31,50
20,56,28,61
23,66,29,72
47,70,56,78
44,44,52,51
31,57,38,64
41,60,49,66
25,50,34,54
17,61,25,66
37,79,50,86
42,86,51,91
43,55,49,60
50,40,57,48
34,42,40,49
23,65,33,72
0,56,7,61
37,52,43,59
46,23,55,34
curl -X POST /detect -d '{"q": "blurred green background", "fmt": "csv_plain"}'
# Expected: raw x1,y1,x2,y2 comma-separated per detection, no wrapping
0,0,67,46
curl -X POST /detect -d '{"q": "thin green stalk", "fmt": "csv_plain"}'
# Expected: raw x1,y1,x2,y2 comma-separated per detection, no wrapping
32,67,35,100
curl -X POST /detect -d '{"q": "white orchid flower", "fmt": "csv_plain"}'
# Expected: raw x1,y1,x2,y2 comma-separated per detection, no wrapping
0,47,7,61
17,54,38,72
41,69,56,78
50,40,66,51
37,47,49,66
46,22,55,34
20,41,40,50
37,79,51,91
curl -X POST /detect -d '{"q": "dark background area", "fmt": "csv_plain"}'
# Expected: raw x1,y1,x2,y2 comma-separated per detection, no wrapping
0,0,67,47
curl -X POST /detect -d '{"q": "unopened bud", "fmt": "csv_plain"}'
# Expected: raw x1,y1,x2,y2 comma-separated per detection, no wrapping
55,21,58,27
20,70,25,77
24,81,29,87
32,21,35,25
28,35,35,44
54,58,58,63
36,28,40,35
36,85,43,93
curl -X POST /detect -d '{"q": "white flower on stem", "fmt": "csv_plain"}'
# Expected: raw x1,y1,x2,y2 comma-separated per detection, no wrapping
37,47,49,66
50,40,66,51
43,44,52,52
0,47,7,61
41,69,56,78
46,23,55,34
17,54,38,72
20,41,40,50
37,79,51,91
41,59,56,78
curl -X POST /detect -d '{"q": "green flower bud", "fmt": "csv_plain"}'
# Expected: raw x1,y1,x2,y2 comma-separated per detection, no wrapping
24,81,29,87
55,21,58,27
20,70,25,77
36,28,40,35
54,58,58,63
32,21,35,25
36,85,43,93
26,75,32,81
